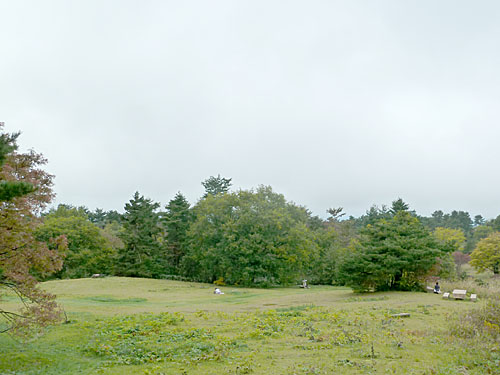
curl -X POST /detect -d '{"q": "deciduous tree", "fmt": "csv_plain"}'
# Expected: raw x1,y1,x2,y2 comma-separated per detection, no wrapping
0,125,65,336
470,232,500,274
182,186,317,286
36,205,116,278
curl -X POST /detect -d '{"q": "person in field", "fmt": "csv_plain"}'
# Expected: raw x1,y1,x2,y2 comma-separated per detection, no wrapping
433,281,441,294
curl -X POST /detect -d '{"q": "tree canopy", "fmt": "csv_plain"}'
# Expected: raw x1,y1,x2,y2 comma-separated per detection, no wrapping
470,232,500,274
36,205,116,278
182,186,317,287
338,211,442,292
202,175,232,197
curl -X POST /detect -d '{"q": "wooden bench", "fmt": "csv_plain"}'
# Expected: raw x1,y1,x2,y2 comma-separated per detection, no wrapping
452,289,467,300
391,313,410,318
442,292,450,299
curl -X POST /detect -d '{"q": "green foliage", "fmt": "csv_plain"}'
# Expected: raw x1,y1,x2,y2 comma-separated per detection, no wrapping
307,226,340,284
0,126,34,201
470,232,500,274
354,205,391,229
338,212,442,292
465,224,494,254
423,210,473,236
36,205,116,278
433,227,466,252
487,214,500,232
3,277,500,374
473,214,485,227
88,208,122,228
450,299,500,341
201,174,232,197
436,252,457,279
0,181,34,202
84,312,235,365
116,192,164,278
0,125,65,336
389,198,409,215
162,192,193,269
182,186,318,286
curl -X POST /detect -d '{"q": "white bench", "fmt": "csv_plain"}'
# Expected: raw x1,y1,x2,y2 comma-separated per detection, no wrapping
470,294,477,302
452,289,467,300
442,292,450,299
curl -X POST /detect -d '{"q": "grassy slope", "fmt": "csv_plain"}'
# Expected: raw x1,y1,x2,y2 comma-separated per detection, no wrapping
1,277,497,375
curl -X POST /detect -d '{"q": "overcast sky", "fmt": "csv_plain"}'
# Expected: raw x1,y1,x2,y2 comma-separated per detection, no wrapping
1,1,499,219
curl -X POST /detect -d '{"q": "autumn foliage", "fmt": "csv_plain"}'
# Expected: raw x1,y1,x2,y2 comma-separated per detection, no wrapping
0,125,66,336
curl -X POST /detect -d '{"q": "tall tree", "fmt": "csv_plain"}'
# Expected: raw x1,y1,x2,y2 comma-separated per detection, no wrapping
474,215,485,227
338,211,442,292
389,198,410,215
182,186,317,286
0,124,65,336
116,192,163,278
201,175,232,197
162,192,192,270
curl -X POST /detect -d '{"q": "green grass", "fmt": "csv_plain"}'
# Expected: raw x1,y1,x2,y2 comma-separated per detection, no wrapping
1,277,499,374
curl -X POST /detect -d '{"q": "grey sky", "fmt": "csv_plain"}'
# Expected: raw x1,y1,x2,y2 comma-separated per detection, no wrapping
1,1,499,218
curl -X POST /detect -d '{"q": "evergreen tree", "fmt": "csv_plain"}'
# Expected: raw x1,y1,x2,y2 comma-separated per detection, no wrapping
88,208,122,228
338,211,442,292
116,192,163,278
202,175,232,197
474,215,485,227
0,128,34,201
389,198,409,215
163,192,193,270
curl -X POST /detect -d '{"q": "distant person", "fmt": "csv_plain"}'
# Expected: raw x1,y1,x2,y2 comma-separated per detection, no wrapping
433,281,440,294
214,287,224,295
301,280,309,289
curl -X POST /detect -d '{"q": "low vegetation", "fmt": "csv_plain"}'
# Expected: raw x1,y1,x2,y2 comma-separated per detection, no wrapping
1,277,500,374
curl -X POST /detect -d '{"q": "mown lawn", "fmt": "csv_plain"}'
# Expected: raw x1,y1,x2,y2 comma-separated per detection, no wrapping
1,277,498,374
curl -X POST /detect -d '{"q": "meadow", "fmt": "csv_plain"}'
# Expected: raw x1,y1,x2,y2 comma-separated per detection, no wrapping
1,276,499,375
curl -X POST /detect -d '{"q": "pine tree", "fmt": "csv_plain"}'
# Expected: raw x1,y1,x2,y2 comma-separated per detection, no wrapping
117,192,163,278
0,127,34,201
201,175,232,197
163,192,192,270
338,211,442,292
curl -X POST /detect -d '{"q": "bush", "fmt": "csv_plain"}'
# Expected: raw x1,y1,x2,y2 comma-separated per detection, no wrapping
450,299,500,340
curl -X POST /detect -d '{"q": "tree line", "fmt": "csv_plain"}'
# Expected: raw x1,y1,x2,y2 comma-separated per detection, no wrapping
35,180,500,288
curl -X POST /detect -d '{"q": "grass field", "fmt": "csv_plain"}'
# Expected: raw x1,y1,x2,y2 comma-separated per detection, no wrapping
1,277,499,375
